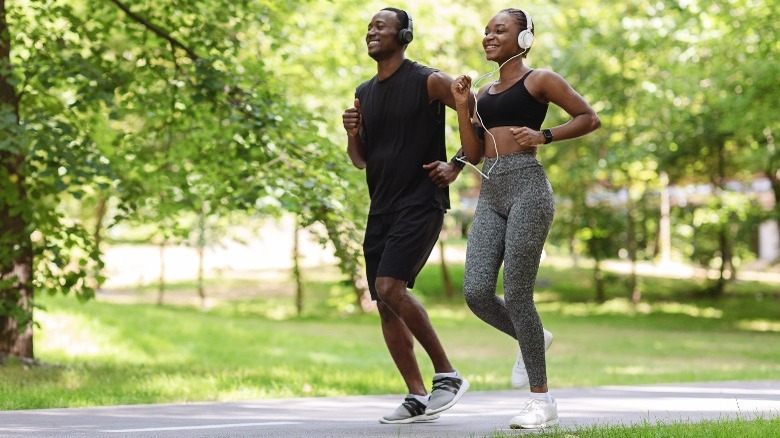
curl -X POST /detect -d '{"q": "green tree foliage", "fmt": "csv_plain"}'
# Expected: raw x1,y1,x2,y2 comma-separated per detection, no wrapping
2,0,108,358
0,0,366,359
657,0,778,294
542,0,778,298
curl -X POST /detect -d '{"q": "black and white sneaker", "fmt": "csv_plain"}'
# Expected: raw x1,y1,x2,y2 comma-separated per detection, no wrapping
379,395,441,424
425,372,470,414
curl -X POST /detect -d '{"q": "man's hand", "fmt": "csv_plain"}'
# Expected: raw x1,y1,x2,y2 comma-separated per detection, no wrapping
423,161,461,188
343,98,362,136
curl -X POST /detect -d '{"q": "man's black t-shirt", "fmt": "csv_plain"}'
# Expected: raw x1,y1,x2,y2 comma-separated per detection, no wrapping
355,59,449,215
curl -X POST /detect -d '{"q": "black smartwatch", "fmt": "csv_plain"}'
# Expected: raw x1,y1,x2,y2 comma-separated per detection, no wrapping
542,129,554,144
451,154,466,170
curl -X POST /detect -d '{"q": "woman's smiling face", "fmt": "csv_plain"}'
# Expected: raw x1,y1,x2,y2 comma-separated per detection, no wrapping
483,12,520,62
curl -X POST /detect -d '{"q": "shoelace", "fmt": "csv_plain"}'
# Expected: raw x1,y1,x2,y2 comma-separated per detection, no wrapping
519,399,546,413
401,397,426,416
432,376,462,394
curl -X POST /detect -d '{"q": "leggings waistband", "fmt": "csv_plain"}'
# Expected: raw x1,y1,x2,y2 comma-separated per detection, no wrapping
482,151,541,176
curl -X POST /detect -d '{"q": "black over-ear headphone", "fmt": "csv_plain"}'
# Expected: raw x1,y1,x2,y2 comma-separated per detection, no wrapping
397,10,414,45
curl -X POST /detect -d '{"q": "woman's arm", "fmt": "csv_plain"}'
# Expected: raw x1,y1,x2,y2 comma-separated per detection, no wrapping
510,69,601,147
451,76,488,164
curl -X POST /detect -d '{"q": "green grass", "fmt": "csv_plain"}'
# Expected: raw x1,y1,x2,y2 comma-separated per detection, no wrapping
486,416,780,437
1,259,778,412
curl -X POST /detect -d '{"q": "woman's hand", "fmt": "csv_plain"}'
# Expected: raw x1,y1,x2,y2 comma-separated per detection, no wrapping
450,75,472,107
509,127,545,147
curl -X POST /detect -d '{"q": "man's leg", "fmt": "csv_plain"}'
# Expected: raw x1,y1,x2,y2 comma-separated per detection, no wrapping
377,300,427,395
375,276,453,376
366,214,442,423
376,276,468,415
374,208,469,415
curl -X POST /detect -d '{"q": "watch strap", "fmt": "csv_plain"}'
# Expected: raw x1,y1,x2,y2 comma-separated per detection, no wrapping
542,129,553,144
451,154,466,170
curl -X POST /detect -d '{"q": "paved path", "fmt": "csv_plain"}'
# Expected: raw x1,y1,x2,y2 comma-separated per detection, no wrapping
1,381,778,437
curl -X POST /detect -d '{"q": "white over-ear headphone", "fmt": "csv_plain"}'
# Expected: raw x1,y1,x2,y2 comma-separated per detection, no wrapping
517,9,534,50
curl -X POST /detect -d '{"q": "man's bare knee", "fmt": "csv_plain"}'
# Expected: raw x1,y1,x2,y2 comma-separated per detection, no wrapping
375,277,408,304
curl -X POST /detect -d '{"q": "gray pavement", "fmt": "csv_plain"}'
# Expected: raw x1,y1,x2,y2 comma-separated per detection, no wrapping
1,381,778,437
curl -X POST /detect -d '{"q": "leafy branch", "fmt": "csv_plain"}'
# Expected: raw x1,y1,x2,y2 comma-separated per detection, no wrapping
107,0,201,61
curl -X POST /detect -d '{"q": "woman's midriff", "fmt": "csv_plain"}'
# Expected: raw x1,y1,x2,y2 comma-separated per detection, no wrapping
483,126,538,157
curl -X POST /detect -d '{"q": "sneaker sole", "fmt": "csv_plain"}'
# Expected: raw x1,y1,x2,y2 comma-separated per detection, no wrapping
379,413,440,424
424,378,470,415
511,331,554,389
509,417,560,429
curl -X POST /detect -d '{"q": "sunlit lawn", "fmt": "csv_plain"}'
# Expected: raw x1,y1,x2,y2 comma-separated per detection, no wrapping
1,260,778,411
491,416,780,438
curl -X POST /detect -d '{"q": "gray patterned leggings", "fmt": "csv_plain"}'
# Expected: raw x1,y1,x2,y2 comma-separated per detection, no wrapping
464,151,555,388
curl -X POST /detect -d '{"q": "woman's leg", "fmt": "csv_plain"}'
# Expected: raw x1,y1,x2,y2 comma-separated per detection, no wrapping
463,200,517,338
502,173,555,389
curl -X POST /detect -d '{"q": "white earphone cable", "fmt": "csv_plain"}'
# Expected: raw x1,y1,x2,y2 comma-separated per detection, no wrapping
457,49,527,180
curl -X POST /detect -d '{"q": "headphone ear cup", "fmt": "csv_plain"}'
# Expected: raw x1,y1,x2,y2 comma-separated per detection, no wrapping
398,29,413,45
518,30,534,49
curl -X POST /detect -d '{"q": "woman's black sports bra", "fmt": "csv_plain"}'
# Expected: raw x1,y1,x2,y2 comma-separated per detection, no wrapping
476,69,548,130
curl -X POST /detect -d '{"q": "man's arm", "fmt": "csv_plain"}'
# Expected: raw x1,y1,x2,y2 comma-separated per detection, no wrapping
343,98,366,169
422,72,469,187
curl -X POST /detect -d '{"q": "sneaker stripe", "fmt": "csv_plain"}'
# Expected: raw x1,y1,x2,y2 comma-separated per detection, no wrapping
426,377,470,415
431,376,462,395
379,397,432,424
401,398,426,417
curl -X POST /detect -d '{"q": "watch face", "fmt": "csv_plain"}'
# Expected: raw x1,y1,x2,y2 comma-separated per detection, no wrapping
544,129,553,143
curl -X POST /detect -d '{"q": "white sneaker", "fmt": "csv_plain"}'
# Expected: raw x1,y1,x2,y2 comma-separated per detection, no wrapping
509,398,559,429
511,329,553,388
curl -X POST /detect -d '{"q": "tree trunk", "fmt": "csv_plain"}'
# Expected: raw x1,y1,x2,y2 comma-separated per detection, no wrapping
711,142,728,297
659,172,672,264
94,197,108,252
439,240,454,299
0,0,34,359
626,195,641,304
569,237,580,266
593,257,605,303
727,222,738,282
713,224,728,296
90,196,109,290
766,132,779,209
318,212,372,312
293,216,303,316
196,211,206,308
157,241,166,305
196,244,205,307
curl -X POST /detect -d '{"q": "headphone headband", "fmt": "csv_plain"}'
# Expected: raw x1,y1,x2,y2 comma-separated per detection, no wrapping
520,9,533,32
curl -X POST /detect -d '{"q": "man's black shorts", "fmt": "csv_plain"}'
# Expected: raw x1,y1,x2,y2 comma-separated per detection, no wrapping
363,206,444,300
